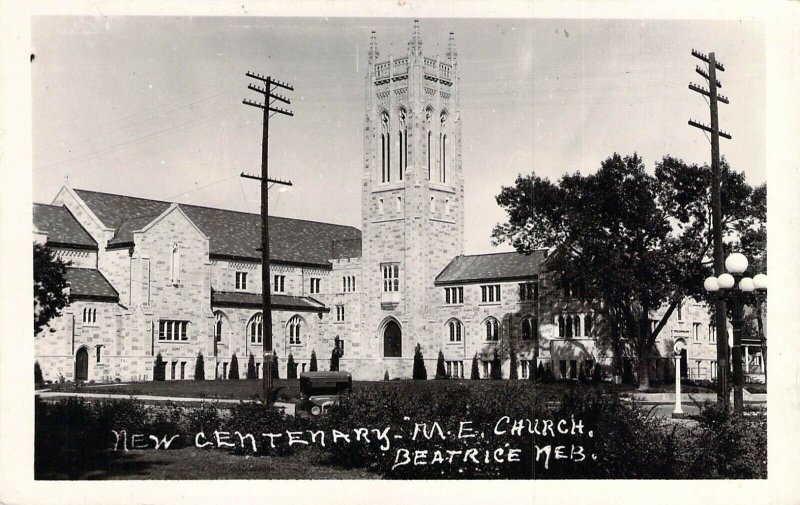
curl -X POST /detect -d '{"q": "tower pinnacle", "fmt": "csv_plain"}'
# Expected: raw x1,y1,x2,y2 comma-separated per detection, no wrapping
409,19,422,54
446,31,457,63
368,30,379,63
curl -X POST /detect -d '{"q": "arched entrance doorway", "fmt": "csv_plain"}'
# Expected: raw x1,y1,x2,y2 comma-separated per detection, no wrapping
75,347,89,381
383,320,402,358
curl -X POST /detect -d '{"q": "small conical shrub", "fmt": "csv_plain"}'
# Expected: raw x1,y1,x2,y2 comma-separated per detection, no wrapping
412,343,427,380
246,353,256,379
435,350,447,379
153,352,166,381
490,349,502,380
194,352,205,381
509,344,518,380
471,353,480,379
309,350,318,372
287,353,297,379
271,353,279,379
384,370,390,381
229,353,240,380
34,361,44,388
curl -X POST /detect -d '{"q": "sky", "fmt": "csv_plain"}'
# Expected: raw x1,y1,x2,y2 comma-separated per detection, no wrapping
32,16,764,255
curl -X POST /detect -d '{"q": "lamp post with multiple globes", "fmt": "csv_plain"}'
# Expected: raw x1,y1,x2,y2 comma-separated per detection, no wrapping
703,252,767,414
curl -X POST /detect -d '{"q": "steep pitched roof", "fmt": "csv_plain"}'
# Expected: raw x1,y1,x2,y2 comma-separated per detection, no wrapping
72,189,361,266
434,250,546,285
65,267,119,301
211,290,329,313
32,204,97,249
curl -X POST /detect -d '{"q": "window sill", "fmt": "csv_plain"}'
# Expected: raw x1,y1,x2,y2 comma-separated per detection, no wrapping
479,302,502,307
443,303,464,307
157,340,190,344
289,343,304,347
446,341,463,345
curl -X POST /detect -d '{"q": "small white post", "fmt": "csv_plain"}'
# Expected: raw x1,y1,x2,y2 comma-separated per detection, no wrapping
674,353,683,415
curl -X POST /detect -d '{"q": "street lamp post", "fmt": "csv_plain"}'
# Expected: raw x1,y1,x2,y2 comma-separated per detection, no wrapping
673,339,686,417
703,253,767,415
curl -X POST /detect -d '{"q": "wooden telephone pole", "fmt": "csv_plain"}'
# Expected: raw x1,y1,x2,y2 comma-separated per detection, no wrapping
242,72,293,405
688,50,734,410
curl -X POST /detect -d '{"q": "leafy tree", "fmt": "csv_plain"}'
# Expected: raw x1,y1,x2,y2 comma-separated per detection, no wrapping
309,350,318,372
229,353,240,380
34,361,44,388
492,154,765,389
153,352,165,381
435,350,447,379
412,343,427,380
194,352,205,381
490,349,503,380
271,353,279,379
470,353,480,379
246,353,256,379
287,353,297,379
330,336,342,371
33,243,70,335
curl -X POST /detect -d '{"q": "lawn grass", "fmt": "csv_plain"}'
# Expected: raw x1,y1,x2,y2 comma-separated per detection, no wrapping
37,446,379,480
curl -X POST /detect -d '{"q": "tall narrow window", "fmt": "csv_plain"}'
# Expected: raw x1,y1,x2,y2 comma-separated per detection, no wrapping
169,243,180,284
382,264,400,292
235,271,247,290
214,312,224,343
273,275,285,293
248,313,263,345
485,318,499,342
380,111,390,183
288,315,303,345
427,131,432,180
439,111,448,183
447,319,463,343
398,109,407,180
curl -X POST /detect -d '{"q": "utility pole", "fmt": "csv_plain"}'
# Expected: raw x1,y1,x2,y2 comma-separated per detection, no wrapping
689,50,735,411
242,72,294,405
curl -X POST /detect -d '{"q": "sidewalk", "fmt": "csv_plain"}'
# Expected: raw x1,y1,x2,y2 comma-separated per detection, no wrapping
629,391,767,405
35,391,296,415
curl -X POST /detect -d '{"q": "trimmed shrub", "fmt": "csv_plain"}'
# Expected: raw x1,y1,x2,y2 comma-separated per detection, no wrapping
194,352,205,381
34,361,44,388
309,350,318,372
229,353,240,380
271,353,279,379
470,353,480,379
412,343,427,380
246,353,256,379
435,350,447,379
330,337,342,371
383,370,389,381
490,349,502,380
287,353,297,379
153,352,166,381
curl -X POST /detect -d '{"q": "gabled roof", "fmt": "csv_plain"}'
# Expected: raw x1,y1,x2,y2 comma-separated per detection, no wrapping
32,204,97,250
211,290,329,313
65,267,119,301
72,189,361,267
434,250,546,285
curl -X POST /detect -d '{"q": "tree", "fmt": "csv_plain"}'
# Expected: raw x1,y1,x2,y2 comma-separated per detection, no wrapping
492,154,765,390
490,349,503,380
330,336,342,371
271,353,279,379
384,370,390,381
246,353,256,379
287,353,297,379
194,352,205,381
309,350,318,372
34,243,70,336
470,353,480,379
229,353,239,380
153,352,165,381
435,350,447,379
412,343,427,380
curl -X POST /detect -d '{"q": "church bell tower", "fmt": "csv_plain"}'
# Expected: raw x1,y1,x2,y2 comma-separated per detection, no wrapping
360,21,465,378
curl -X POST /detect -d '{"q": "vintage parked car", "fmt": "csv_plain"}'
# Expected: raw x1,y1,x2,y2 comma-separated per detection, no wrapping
297,371,352,416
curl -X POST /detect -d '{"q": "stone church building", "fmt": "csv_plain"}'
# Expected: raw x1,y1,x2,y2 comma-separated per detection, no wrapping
33,24,738,384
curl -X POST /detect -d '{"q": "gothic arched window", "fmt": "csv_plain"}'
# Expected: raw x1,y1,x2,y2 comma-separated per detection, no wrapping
425,108,433,180
248,313,263,345
439,111,448,183
558,315,565,338
521,316,536,341
288,315,303,345
214,312,225,343
380,111,390,183
484,317,500,342
447,318,463,343
398,108,407,180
